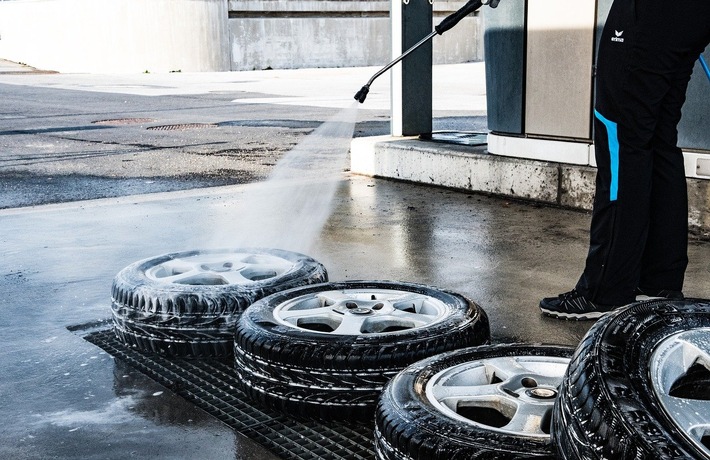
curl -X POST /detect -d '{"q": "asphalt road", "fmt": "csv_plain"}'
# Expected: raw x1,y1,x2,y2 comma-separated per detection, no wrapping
0,80,389,208
0,64,487,209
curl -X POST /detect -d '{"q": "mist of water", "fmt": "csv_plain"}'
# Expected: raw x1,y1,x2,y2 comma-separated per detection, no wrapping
204,101,360,253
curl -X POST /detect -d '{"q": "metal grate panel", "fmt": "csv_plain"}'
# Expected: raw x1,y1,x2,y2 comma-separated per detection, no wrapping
147,123,218,131
82,328,376,460
425,131,488,146
93,118,156,125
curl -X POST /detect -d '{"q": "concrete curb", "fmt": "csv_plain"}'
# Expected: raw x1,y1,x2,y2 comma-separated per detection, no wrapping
352,135,592,207
351,136,710,238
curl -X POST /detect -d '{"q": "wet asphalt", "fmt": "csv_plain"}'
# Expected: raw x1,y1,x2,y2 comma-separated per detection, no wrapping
1,60,709,459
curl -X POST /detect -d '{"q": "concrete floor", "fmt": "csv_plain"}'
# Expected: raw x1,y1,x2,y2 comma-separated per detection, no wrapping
2,59,710,459
3,176,710,459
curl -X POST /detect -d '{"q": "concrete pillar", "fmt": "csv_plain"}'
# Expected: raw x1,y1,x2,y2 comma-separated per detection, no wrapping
391,0,433,137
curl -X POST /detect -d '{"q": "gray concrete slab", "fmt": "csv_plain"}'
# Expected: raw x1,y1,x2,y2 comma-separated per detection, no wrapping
0,61,485,210
3,177,710,459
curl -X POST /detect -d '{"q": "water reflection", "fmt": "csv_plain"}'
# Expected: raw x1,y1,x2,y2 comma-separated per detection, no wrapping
112,359,214,426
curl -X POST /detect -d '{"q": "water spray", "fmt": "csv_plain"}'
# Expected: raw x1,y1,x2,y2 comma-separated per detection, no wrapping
354,0,498,104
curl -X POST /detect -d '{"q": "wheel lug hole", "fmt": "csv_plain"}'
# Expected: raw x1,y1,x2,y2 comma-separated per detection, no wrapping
521,377,538,388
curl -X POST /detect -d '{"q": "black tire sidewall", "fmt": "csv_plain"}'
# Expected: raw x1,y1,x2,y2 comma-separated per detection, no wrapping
235,280,490,371
376,344,574,460
601,300,710,458
112,248,328,318
233,280,490,420
554,299,710,459
111,248,327,358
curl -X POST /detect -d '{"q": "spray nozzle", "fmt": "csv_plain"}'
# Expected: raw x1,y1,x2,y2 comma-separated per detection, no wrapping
354,85,370,103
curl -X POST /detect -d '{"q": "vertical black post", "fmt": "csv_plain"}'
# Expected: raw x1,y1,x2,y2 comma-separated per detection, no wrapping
391,0,433,137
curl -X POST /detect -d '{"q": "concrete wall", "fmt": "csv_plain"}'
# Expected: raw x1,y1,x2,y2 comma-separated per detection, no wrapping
0,0,230,73
228,0,482,71
0,0,482,73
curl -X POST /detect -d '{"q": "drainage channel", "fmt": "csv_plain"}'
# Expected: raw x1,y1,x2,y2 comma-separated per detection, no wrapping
79,326,376,460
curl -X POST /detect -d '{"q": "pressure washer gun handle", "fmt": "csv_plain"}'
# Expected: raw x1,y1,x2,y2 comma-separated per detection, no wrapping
434,0,484,35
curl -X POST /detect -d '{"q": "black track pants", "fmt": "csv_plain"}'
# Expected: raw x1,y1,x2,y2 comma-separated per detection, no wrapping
575,0,710,305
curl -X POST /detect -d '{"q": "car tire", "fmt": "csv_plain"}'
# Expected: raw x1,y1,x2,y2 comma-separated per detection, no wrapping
233,280,490,421
552,299,710,459
111,248,328,358
375,343,573,459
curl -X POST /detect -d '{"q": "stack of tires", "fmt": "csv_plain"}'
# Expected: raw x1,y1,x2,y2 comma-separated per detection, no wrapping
110,251,710,459
374,299,710,459
110,250,492,420
232,280,491,420
110,248,328,358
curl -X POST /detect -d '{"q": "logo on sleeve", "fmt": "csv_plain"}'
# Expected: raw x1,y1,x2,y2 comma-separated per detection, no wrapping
611,30,625,43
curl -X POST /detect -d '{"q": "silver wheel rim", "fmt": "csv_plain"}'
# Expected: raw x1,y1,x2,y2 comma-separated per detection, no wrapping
425,355,570,437
650,328,710,455
272,288,450,335
146,251,296,286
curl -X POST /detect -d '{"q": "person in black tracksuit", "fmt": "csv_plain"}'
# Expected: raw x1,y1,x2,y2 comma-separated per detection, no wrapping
540,0,710,320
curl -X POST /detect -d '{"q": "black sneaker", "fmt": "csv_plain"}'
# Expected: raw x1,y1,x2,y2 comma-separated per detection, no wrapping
635,287,685,301
539,289,621,320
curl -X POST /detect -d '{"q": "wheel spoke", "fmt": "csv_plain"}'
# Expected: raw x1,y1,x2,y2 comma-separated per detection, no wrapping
389,292,425,302
277,306,337,322
502,402,550,436
316,291,354,306
429,383,504,403
676,334,710,369
649,329,710,457
154,259,200,278
217,269,256,285
240,260,291,277
486,357,534,380
161,259,200,271
162,269,204,284
658,394,710,436
390,293,425,309
332,315,368,335
386,309,437,326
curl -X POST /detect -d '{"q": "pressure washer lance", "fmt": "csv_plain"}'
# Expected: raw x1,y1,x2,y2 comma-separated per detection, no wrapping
354,0,499,104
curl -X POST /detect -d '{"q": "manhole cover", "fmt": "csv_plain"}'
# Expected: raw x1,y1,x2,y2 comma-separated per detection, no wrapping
93,118,156,125
147,123,218,131
73,325,375,460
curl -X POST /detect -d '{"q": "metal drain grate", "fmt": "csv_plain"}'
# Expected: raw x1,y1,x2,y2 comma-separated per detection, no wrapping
82,328,376,460
93,118,156,125
424,131,488,147
147,123,218,131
